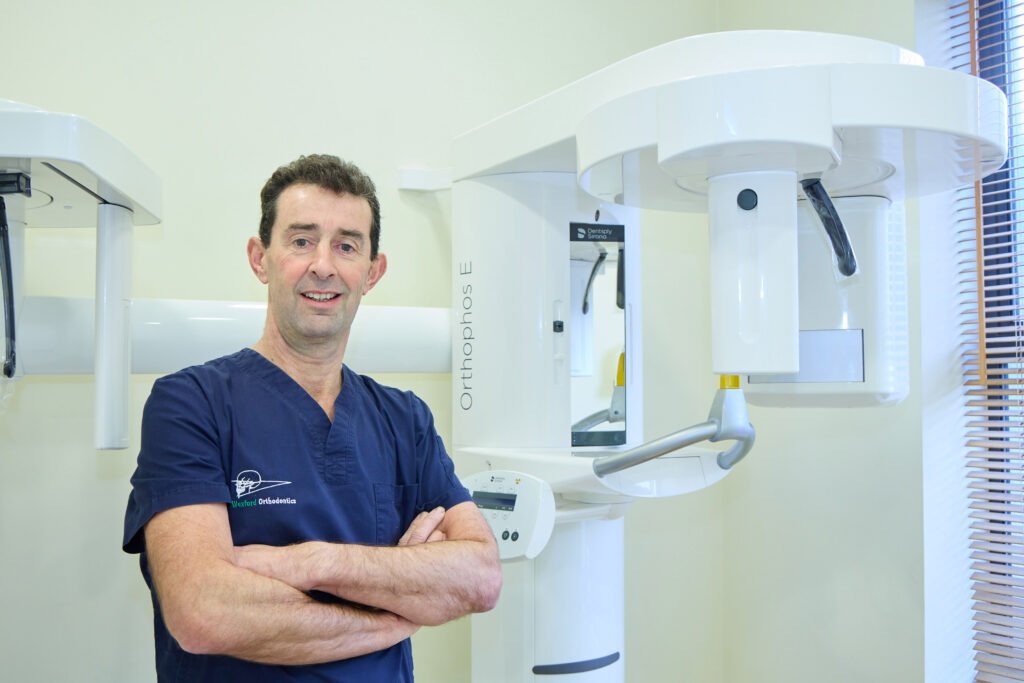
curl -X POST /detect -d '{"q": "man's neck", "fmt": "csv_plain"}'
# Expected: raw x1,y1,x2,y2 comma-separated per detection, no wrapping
252,331,348,421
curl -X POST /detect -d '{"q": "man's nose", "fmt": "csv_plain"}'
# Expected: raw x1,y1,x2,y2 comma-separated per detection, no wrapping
308,242,336,278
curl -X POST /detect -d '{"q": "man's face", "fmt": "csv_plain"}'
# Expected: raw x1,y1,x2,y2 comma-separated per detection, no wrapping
248,183,386,349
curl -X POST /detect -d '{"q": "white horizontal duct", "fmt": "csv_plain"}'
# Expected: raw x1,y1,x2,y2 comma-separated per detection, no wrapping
20,296,451,376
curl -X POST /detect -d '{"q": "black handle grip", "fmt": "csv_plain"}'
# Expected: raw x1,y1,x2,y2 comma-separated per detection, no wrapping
0,197,16,378
801,178,858,277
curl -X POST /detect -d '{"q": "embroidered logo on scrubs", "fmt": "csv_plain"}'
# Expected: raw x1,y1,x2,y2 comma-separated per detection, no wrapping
232,469,292,498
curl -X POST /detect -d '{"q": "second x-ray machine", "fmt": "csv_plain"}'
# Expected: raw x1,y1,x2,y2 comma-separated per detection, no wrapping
452,31,1006,682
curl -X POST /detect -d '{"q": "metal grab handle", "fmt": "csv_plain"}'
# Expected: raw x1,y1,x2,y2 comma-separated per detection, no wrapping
0,197,15,378
582,249,607,315
593,420,719,477
716,428,755,470
591,386,756,477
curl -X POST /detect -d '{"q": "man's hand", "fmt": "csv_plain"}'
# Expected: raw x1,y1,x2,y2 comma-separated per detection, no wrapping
235,507,449,588
235,501,500,626
398,507,447,546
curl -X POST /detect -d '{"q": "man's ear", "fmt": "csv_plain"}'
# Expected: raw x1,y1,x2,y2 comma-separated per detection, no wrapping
363,253,388,295
247,237,269,284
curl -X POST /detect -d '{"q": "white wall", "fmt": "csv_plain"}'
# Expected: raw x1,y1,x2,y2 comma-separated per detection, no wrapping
0,1,941,681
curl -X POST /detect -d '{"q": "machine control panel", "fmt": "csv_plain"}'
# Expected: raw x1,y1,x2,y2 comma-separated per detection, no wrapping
462,470,555,561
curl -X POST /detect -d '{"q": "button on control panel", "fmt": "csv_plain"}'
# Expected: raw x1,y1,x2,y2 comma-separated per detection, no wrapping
463,470,555,561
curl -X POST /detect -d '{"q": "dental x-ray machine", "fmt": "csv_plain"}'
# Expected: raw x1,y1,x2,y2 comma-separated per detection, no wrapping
452,31,1006,682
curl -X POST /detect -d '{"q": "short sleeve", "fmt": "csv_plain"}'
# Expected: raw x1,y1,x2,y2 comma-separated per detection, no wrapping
122,372,232,553
411,396,472,513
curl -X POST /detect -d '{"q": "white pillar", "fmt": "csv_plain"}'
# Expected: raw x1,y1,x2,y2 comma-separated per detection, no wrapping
94,203,133,450
473,518,625,682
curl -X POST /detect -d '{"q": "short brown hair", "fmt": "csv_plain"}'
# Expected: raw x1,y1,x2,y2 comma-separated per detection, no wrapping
259,154,381,259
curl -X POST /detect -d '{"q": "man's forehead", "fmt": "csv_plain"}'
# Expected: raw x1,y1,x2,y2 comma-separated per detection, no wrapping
275,183,372,234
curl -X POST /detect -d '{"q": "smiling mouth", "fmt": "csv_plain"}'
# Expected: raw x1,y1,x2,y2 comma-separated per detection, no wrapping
302,293,340,302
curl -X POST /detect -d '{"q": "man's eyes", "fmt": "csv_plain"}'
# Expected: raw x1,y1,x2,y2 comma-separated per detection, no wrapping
289,237,357,253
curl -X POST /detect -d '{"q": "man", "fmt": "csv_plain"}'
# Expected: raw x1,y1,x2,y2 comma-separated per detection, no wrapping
122,154,502,681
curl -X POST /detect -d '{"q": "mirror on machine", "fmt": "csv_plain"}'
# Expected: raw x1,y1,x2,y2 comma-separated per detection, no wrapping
569,222,625,447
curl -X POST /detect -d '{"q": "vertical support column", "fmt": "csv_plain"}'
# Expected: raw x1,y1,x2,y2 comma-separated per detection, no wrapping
708,170,799,375
533,518,625,681
94,203,133,450
471,517,625,682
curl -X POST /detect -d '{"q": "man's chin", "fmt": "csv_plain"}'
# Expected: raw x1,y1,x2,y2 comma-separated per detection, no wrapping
296,320,350,342
298,325,345,339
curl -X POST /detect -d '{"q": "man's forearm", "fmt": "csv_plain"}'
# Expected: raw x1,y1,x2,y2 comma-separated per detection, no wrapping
236,502,502,626
146,504,417,665
305,538,498,626
164,562,416,664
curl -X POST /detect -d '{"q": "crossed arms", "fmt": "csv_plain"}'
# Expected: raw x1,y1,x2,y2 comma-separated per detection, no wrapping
144,500,501,665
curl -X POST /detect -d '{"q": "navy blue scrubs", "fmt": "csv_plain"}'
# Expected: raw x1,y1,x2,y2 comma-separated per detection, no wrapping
123,349,471,682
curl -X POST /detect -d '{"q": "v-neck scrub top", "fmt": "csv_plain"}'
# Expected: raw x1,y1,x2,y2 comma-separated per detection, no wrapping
123,348,471,682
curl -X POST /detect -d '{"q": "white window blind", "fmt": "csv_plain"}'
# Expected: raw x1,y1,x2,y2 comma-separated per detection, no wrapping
951,1,1024,680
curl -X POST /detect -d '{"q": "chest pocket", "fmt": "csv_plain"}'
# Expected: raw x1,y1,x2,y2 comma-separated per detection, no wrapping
374,484,420,546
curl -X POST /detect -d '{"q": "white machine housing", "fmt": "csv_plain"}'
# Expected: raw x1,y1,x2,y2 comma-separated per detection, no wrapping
453,30,1006,683
0,99,162,449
